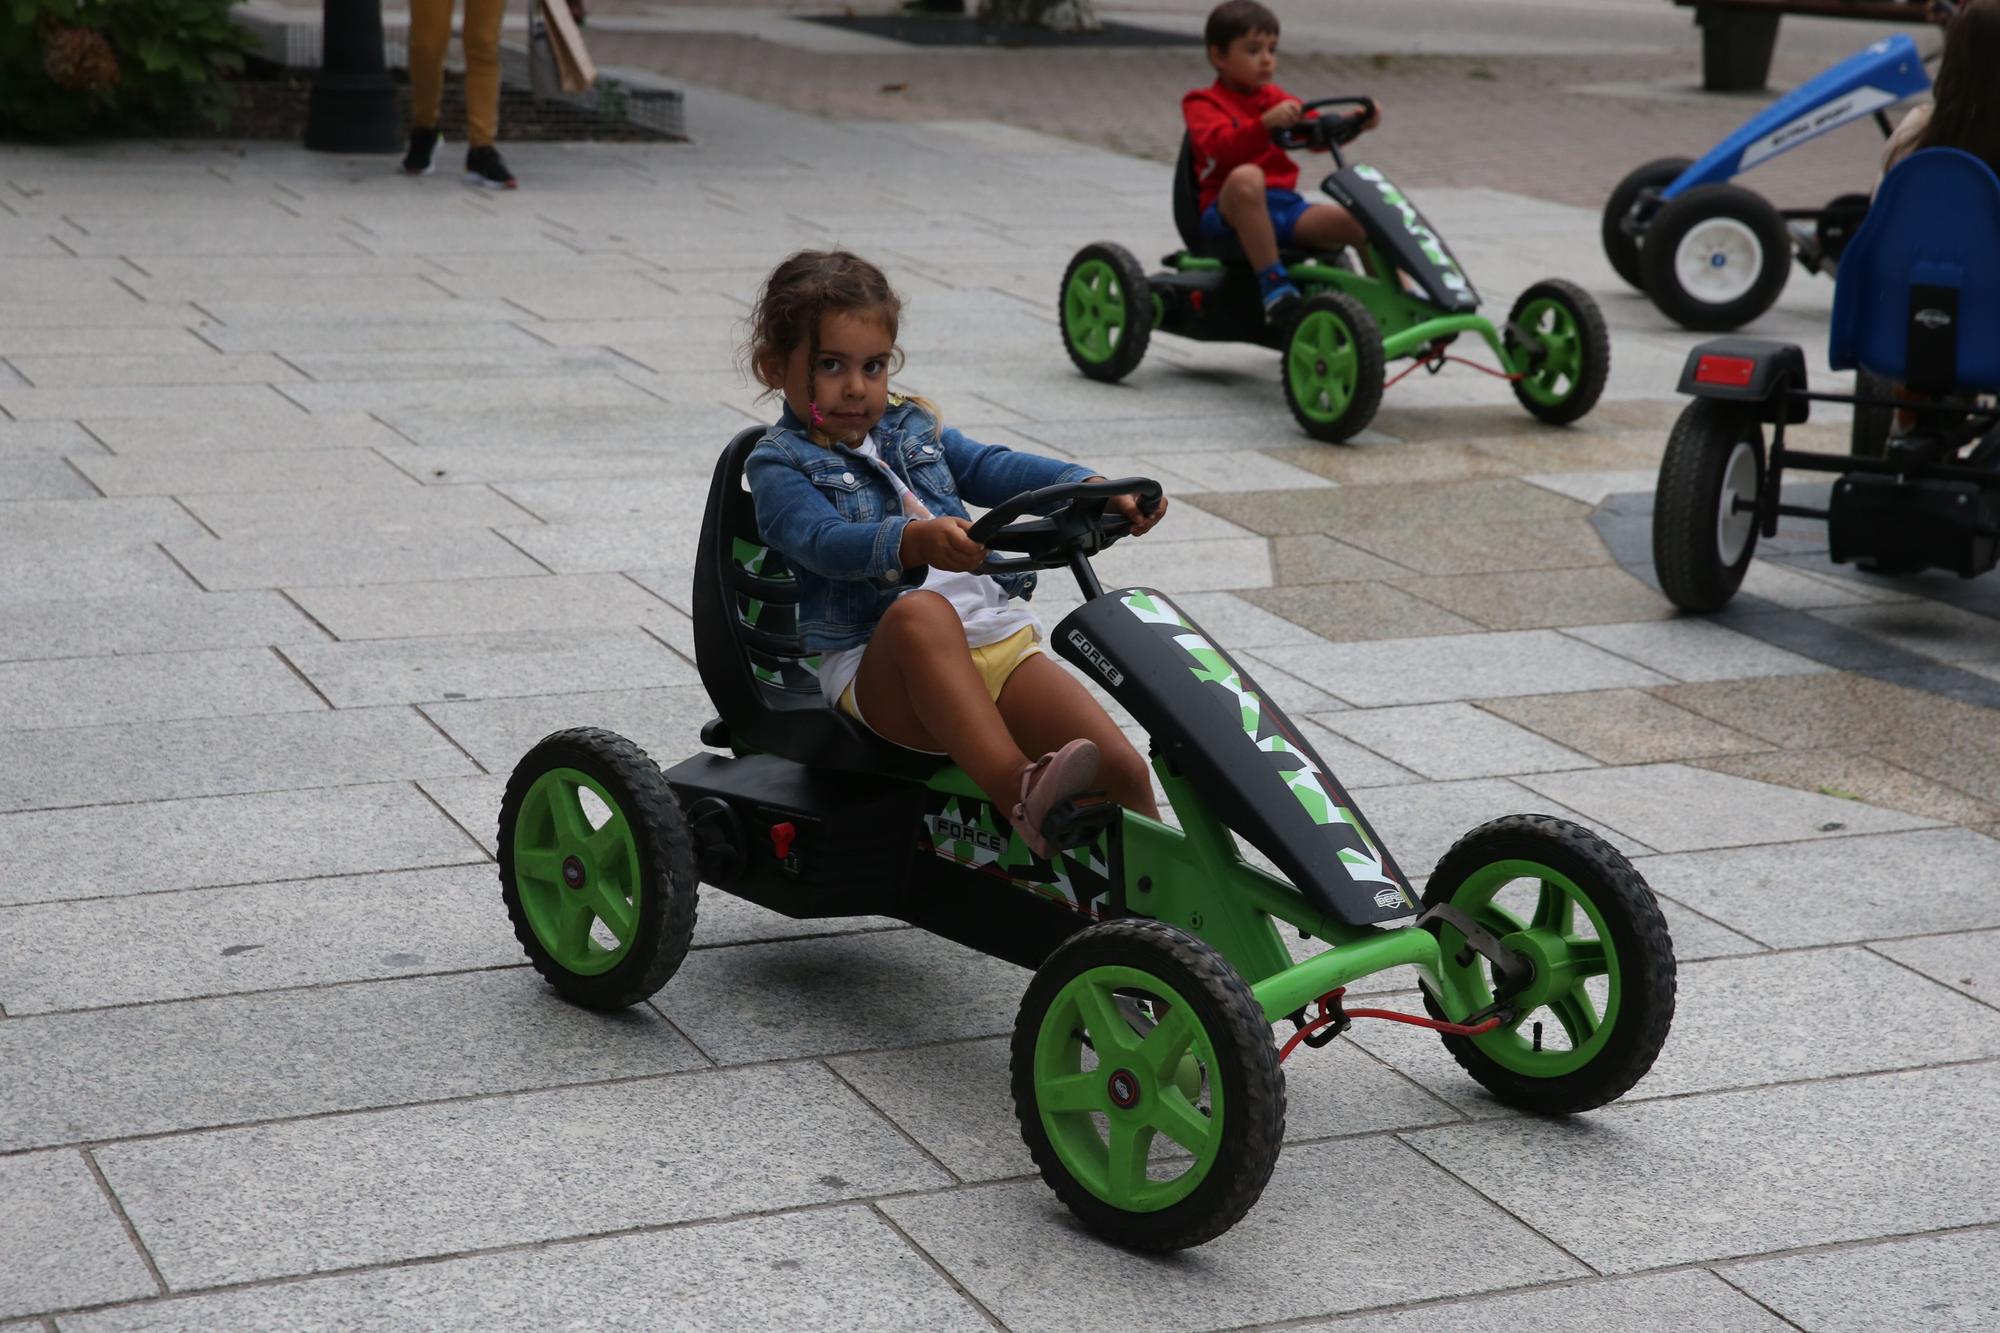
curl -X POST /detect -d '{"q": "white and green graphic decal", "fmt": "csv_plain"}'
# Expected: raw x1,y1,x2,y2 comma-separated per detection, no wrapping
925,795,1115,918
1352,165,1473,304
1121,591,1411,907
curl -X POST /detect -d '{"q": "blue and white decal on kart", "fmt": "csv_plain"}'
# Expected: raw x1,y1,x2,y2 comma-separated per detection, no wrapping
923,792,1120,920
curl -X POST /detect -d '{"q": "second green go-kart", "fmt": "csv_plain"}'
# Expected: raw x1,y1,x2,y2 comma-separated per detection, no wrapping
497,435,1677,1250
1058,95,1611,442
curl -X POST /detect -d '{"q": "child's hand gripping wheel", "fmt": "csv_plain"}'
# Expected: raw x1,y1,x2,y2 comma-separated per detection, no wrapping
1270,96,1377,161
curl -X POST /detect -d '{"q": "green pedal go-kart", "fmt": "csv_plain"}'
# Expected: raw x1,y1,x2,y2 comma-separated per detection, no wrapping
1058,96,1611,442
497,429,1677,1250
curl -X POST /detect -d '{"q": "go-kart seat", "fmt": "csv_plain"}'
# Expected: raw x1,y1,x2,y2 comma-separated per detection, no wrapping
1172,132,1316,267
691,428,941,779
1830,148,2000,395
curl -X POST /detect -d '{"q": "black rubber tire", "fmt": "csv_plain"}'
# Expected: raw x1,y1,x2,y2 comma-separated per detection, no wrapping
1601,156,1692,291
1281,291,1384,443
1012,918,1284,1251
1421,815,1676,1115
1851,368,1895,460
1059,242,1152,383
1641,183,1792,331
498,727,698,1010
1653,399,1765,612
1506,278,1611,426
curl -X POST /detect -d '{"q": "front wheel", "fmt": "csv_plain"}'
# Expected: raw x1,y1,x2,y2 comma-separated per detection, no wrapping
498,727,698,1010
1641,184,1792,331
1507,279,1610,426
1060,242,1152,383
1281,291,1384,443
1421,816,1676,1115
1653,399,1765,611
1601,155,1692,291
1012,918,1284,1251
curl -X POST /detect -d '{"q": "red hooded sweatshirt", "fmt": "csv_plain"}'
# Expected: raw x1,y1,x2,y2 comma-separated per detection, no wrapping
1182,79,1307,212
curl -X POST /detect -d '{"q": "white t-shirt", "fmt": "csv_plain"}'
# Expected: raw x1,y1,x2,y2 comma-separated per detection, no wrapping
817,434,1040,709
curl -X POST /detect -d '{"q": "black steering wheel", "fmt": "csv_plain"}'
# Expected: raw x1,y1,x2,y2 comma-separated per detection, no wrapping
1271,96,1377,165
964,477,1162,577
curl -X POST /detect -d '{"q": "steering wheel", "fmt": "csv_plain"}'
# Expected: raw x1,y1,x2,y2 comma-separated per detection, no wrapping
964,477,1162,577
1271,96,1377,161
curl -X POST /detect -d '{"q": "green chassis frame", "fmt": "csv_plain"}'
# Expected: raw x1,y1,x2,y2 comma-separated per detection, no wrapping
920,755,1484,1030
1163,246,1521,371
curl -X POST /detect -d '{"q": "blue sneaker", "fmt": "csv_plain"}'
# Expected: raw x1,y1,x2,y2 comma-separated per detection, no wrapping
1262,282,1302,327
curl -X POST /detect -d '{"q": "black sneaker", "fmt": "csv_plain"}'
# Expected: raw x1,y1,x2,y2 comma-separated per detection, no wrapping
401,127,440,176
464,145,517,191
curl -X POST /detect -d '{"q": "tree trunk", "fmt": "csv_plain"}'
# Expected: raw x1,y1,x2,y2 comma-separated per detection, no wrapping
977,0,1101,31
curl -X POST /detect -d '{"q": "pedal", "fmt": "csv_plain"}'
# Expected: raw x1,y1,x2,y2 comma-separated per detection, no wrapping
1039,794,1121,854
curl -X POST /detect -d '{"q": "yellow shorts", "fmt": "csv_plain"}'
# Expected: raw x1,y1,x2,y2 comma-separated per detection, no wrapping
838,626,1043,726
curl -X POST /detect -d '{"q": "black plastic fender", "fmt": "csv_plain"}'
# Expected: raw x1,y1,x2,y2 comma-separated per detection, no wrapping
1674,337,1811,424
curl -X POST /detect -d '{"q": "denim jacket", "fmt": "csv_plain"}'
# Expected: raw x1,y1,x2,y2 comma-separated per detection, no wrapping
744,398,1096,652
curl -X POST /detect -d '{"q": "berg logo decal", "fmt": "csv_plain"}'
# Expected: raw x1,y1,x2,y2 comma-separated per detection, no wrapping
1352,166,1471,300
1914,308,1953,329
1067,628,1125,686
1373,887,1406,910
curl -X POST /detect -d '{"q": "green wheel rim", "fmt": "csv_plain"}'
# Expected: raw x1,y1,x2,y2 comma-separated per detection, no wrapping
1064,258,1129,364
1514,297,1583,407
511,767,643,976
1034,965,1223,1212
1439,859,1620,1078
1288,308,1357,422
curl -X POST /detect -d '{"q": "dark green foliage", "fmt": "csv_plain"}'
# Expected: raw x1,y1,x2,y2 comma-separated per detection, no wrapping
1,0,256,139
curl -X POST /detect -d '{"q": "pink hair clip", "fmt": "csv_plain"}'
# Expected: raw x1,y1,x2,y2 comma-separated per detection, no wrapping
808,401,825,426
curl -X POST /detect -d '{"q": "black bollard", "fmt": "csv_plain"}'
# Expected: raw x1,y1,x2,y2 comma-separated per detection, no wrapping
304,0,402,152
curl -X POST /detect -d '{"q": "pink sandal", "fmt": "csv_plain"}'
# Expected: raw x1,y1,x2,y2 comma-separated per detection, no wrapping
1012,738,1102,860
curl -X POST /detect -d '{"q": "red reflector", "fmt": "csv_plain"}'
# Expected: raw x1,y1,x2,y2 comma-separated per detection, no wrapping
770,821,796,860
1694,355,1756,387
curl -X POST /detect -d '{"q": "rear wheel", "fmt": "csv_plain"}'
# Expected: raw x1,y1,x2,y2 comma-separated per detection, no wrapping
1012,918,1284,1251
1507,279,1610,426
1060,243,1152,382
1601,156,1692,291
1281,291,1384,443
1653,399,1764,612
1642,184,1792,331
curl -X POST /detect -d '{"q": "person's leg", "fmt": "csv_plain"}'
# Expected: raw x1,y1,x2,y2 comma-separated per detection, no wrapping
461,0,506,149
995,654,1160,820
1216,164,1280,271
1288,201,1365,254
406,0,454,132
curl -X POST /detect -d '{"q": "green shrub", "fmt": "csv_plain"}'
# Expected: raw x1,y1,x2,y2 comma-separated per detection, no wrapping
1,0,257,139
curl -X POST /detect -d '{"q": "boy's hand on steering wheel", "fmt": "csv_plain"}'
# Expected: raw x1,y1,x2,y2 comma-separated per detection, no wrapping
1261,99,1304,131
903,516,986,572
1089,478,1168,537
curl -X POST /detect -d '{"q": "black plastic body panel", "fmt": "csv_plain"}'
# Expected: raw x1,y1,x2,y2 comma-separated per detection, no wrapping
1151,266,1278,348
1053,589,1416,926
1321,164,1480,313
1828,473,2000,577
1677,338,1812,423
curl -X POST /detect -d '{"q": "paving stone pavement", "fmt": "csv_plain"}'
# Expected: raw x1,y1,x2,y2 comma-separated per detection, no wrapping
3,25,1997,1332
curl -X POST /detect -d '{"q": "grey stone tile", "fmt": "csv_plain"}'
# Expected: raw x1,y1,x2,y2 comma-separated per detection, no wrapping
0,707,477,814
1318,703,1596,781
412,773,508,856
423,684,719,771
689,892,906,950
0,544,195,606
1563,617,1832,682
882,1138,1583,1330
1404,1063,2000,1272
1253,631,1670,708
0,784,482,908
9,354,299,389
285,628,696,707
1743,557,1912,608
376,401,755,455
0,456,96,500
496,517,703,577
1638,829,2000,947
279,374,662,416
1724,1228,2000,1333
1815,600,2000,665
0,1152,156,1320
0,326,204,357
0,497,204,546
281,348,632,383
0,969,704,1152
72,449,418,498
1873,929,2000,1006
1707,604,1927,672
0,420,105,456
167,529,545,591
192,298,532,327
1350,777,1651,873
1242,581,1485,642
1092,536,1272,592
0,648,324,733
183,485,537,539
0,384,302,421
57,1208,984,1333
1517,763,1938,853
1302,1270,1788,1332
1270,534,1420,583
195,318,549,355
96,1065,949,1288
1297,716,1425,787
0,864,524,1014
659,930,1029,1064
289,573,690,644
1128,449,1337,494
0,590,325,663
78,413,403,455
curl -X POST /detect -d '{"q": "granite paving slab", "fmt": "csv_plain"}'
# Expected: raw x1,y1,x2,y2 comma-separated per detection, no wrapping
0,496,205,546
0,420,105,456
1692,747,2000,826
1722,1227,2000,1332
882,1138,1583,1331
280,348,634,384
278,374,663,417
0,456,96,500
69,448,419,498
1478,688,1770,765
1636,828,2000,947
0,648,324,733
0,969,705,1152
7,353,301,389
166,529,546,591
1334,517,1616,577
1296,717,1425,788
0,783,482,908
0,590,324,664
1240,582,1484,642
495,516,705,577
1268,533,1413,583
374,401,755,456
75,412,405,455
1517,763,1939,853
1268,440,1520,487
1813,600,2000,665
1297,1270,1788,1332
0,544,195,605
1873,929,1999,1006
1563,617,1831,682
0,1152,157,1321
1350,776,1651,872
283,628,696,707
1252,631,1669,709
1316,703,1596,780
0,864,524,1014
1404,1062,2000,1272
0,384,302,421
0,708,476,814
288,573,690,643
420,684,718,772
55,1208,986,1333
194,319,550,355
1387,566,1674,631
94,1065,950,1288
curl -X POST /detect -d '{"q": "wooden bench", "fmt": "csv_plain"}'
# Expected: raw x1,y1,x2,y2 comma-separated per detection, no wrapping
1670,0,1938,92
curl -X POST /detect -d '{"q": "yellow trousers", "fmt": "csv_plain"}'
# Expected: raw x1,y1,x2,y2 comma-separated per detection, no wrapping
408,0,505,148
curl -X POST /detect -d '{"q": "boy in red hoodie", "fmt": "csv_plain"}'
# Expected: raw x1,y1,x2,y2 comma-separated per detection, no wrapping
1184,1,1380,324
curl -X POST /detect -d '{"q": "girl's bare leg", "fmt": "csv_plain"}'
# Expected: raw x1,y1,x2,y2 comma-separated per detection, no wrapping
996,654,1160,820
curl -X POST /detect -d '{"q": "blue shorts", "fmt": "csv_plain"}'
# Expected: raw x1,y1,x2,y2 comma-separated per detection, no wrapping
1199,187,1313,249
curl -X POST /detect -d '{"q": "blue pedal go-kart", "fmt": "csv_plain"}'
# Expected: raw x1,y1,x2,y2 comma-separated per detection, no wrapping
1651,147,2000,611
1602,26,1939,331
